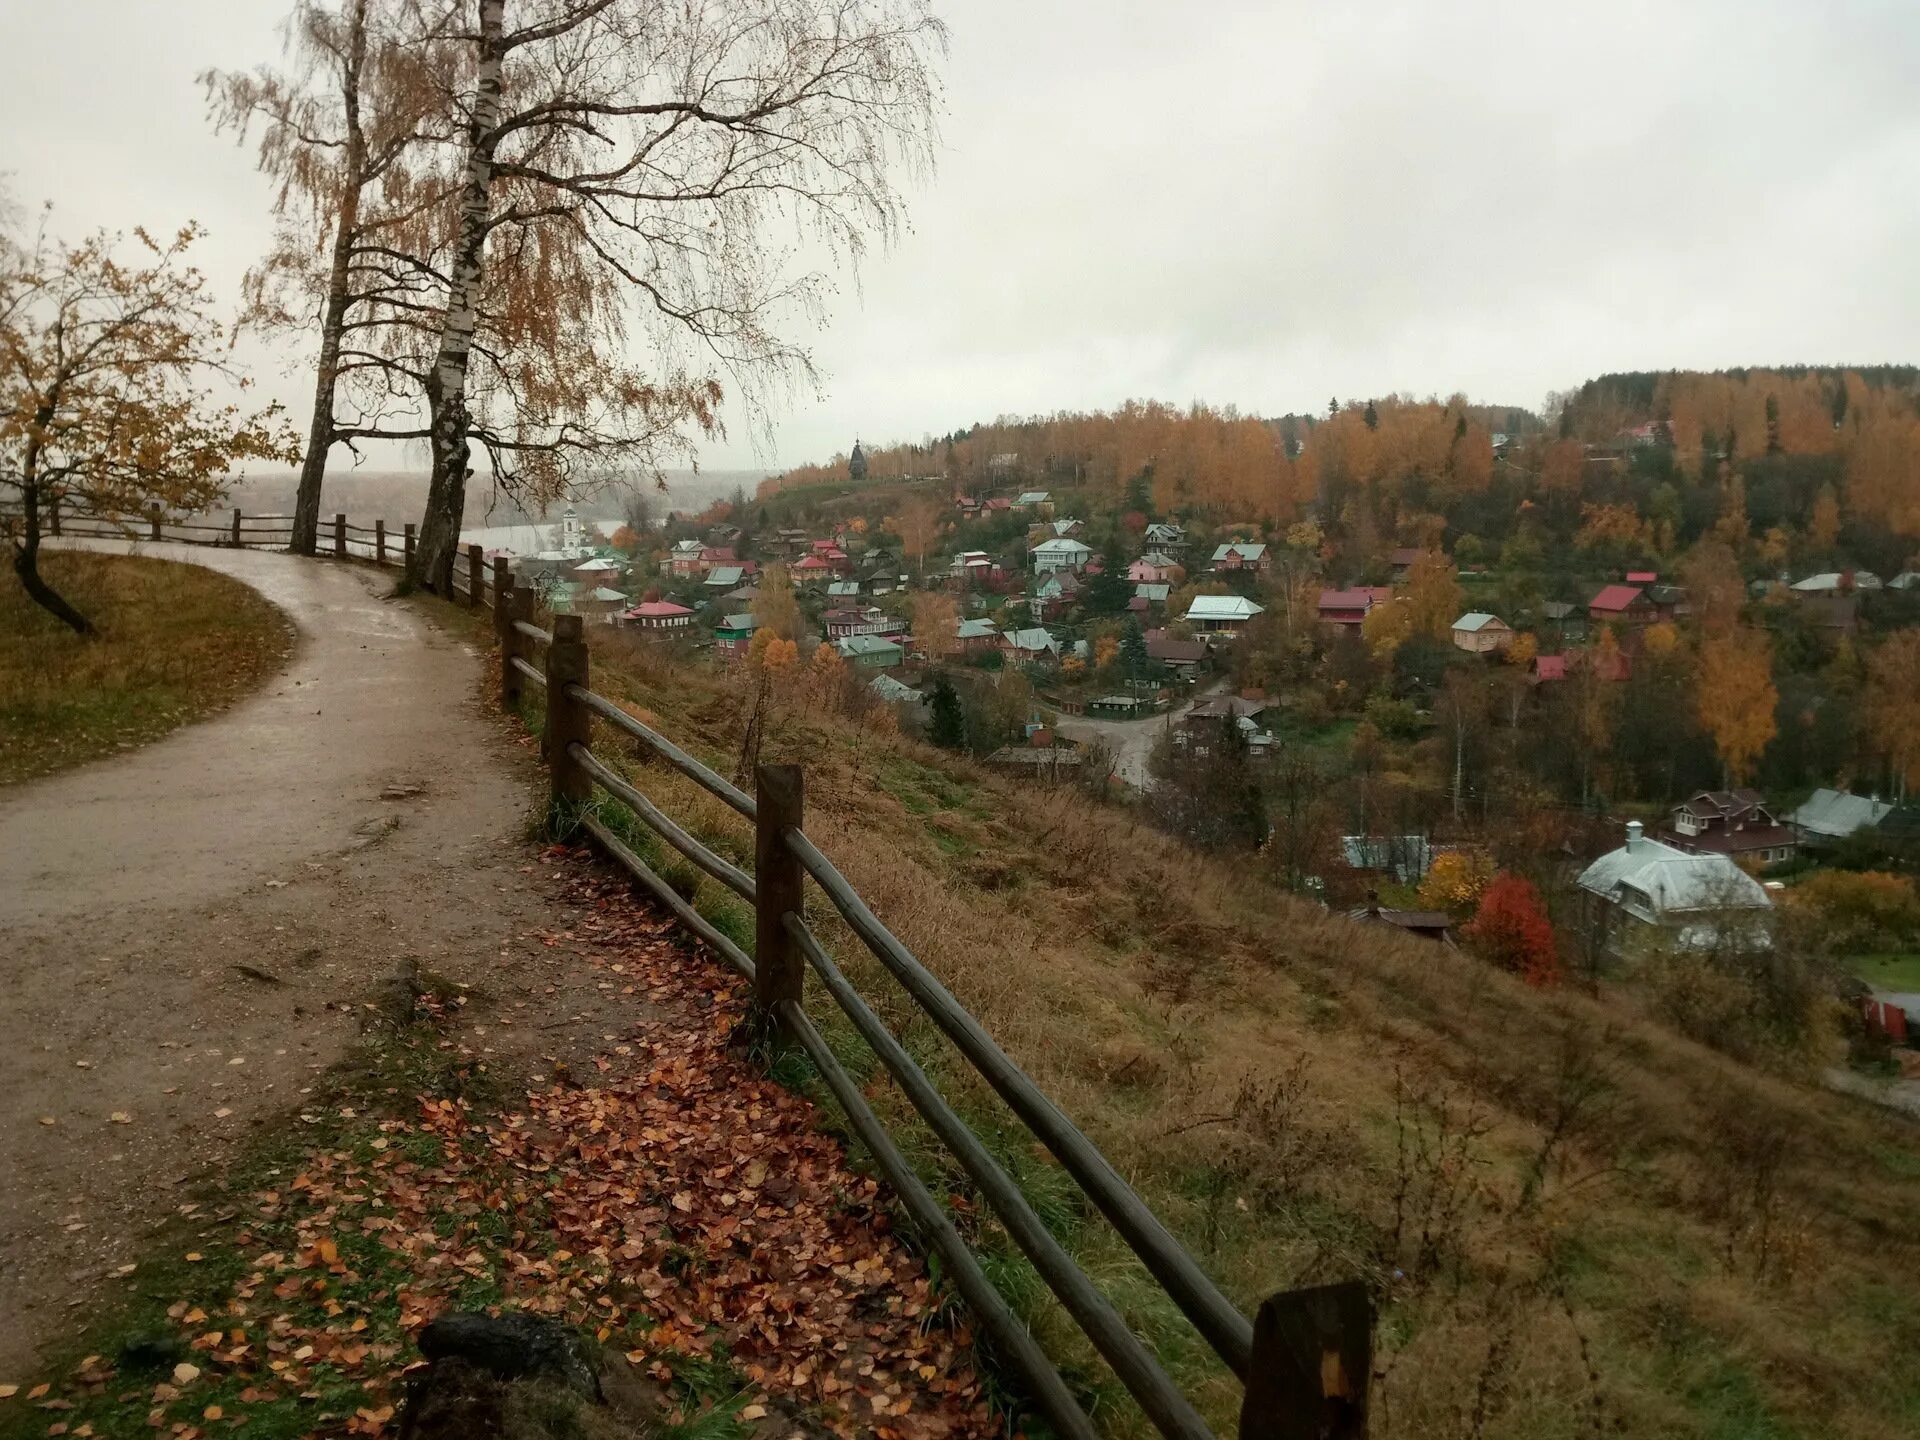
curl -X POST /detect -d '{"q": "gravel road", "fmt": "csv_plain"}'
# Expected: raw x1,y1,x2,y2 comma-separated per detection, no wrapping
0,541,548,1375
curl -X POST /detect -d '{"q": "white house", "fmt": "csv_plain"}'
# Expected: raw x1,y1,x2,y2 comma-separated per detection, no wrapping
1184,594,1264,634
1031,538,1093,573
1791,571,1882,595
1576,821,1772,953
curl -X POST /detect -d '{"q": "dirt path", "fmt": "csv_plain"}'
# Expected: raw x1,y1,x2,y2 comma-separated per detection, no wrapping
0,541,554,1376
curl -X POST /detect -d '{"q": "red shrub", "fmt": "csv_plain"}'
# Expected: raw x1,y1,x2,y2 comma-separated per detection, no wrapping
1463,872,1559,986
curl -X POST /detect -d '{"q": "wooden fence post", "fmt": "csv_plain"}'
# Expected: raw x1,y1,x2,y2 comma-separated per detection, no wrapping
231,507,243,547
333,513,347,559
403,522,416,573
149,503,163,541
375,519,386,565
754,764,807,1024
544,614,592,809
467,543,483,609
502,584,532,711
1238,1282,1372,1440
491,554,510,614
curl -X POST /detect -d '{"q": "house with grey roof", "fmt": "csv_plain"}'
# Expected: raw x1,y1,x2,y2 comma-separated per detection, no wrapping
834,633,904,669
1451,612,1513,653
1576,821,1772,955
1031,537,1093,573
1788,788,1893,845
1184,593,1264,634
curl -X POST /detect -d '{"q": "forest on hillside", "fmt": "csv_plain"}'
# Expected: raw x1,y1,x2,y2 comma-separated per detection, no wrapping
759,368,1920,581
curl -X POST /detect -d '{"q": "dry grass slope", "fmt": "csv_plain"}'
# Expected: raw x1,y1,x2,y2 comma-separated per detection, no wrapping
523,625,1920,1440
0,551,295,785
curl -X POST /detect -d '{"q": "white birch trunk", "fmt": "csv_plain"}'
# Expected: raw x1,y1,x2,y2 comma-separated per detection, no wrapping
414,0,505,589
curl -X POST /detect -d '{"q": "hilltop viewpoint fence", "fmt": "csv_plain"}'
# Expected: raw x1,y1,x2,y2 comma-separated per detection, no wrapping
12,497,1376,1439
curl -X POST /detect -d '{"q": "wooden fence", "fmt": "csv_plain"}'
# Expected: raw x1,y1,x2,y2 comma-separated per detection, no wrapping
19,495,1374,1436
9,500,507,614
494,591,1375,1440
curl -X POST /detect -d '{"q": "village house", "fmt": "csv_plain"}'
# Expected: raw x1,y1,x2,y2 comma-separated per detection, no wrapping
712,613,759,663
835,633,904,669
1145,629,1207,674
1129,554,1178,584
1625,570,1658,586
1131,583,1171,616
569,555,625,583
706,522,742,549
1662,789,1797,866
621,599,695,634
790,553,835,586
1044,517,1085,539
1451,611,1514,653
1890,571,1920,591
1791,570,1882,596
1389,547,1428,579
703,564,751,592
950,550,999,583
1185,593,1264,635
826,579,862,602
1647,584,1689,621
1000,627,1062,666
1031,537,1094,574
1210,541,1269,574
667,538,707,578
1142,522,1187,556
1788,788,1894,847
1529,654,1569,685
1340,835,1435,885
869,673,924,707
1349,892,1455,945
567,585,630,623
1587,583,1655,625
1317,586,1393,627
954,496,980,519
1542,600,1587,644
824,606,898,641
1012,490,1054,514
955,617,999,657
1576,820,1773,955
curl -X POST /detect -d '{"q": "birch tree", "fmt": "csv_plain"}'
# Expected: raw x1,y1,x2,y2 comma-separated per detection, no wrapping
407,0,946,590
204,0,458,555
0,218,296,631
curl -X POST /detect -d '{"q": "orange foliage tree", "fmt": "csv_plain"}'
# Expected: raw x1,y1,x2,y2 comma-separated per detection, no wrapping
1696,628,1778,783
1867,629,1920,794
1,219,296,632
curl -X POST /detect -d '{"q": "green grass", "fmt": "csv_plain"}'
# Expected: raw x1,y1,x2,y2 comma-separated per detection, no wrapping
0,551,295,784
1849,952,1920,991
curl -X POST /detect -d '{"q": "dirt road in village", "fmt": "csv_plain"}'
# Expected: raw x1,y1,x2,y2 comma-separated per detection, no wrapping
1053,677,1226,787
0,541,557,1376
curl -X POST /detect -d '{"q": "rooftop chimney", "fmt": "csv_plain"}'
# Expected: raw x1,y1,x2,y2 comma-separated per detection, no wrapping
1626,819,1644,852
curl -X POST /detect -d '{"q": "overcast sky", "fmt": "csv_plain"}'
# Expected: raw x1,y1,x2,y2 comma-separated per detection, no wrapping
5,0,1920,474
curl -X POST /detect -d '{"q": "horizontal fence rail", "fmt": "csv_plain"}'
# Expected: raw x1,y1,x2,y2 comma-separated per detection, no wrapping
6,502,501,620
502,606,1375,1439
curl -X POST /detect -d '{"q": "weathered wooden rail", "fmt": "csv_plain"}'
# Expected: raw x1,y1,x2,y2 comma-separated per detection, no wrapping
7,500,505,615
492,590,1375,1439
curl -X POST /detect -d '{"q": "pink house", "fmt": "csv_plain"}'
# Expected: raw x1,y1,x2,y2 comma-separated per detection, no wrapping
1129,556,1176,584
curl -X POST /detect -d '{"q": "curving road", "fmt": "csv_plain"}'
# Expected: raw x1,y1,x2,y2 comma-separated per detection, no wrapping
0,541,546,1375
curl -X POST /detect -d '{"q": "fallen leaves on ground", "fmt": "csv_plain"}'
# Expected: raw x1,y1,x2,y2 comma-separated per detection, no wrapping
17,848,995,1440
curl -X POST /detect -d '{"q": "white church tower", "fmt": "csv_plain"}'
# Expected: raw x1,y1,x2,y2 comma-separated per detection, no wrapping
560,506,586,555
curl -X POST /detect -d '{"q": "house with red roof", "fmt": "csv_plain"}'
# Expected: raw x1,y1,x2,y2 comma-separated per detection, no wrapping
1588,584,1654,625
621,600,694,633
1625,570,1658,585
1529,655,1568,684
1661,789,1798,866
1318,586,1394,627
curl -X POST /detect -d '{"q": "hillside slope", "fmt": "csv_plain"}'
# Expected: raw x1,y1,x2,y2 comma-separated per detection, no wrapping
572,634,1920,1440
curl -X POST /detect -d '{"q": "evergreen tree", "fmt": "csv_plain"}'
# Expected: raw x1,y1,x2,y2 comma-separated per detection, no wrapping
1085,542,1134,615
928,673,966,750
1329,395,1339,419
1119,616,1150,681
1364,399,1380,430
1124,466,1154,516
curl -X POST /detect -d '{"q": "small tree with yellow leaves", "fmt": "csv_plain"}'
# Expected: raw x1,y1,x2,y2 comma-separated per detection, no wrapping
1,217,296,632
